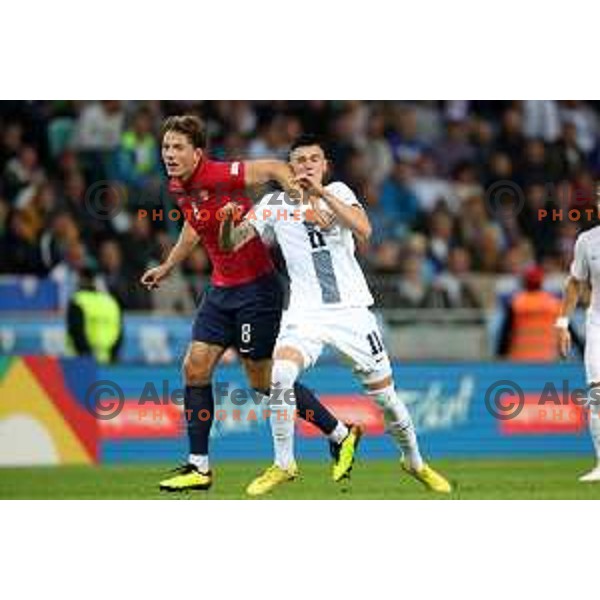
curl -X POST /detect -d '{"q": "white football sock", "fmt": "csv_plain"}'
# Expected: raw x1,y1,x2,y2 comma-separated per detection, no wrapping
329,421,349,444
188,454,209,473
367,384,424,470
269,360,299,470
588,388,600,465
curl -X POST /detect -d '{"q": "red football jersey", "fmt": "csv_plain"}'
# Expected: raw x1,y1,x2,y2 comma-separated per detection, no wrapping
169,158,274,286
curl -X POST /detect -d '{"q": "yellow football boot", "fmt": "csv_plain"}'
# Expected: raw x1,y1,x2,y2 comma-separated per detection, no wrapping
246,462,299,496
159,464,212,491
403,462,452,494
331,424,363,482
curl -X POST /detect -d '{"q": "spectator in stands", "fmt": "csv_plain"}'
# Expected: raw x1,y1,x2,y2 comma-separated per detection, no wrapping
144,237,198,314
451,161,484,204
494,199,524,251
295,100,332,137
541,251,566,294
183,246,210,297
411,152,456,213
39,211,80,270
559,100,598,154
458,196,493,252
432,247,481,308
368,240,406,307
74,101,124,182
517,183,559,259
213,130,248,161
343,147,373,200
328,108,363,181
362,111,394,187
378,160,420,233
569,168,596,213
117,107,160,190
484,151,513,189
387,105,428,164
557,220,579,269
470,117,495,174
495,107,525,159
499,244,527,278
248,114,289,160
434,119,476,177
516,139,555,186
426,208,456,271
0,197,11,271
0,122,24,171
395,252,435,308
552,121,587,179
74,101,124,152
371,239,402,274
49,239,91,299
59,171,104,245
66,267,123,364
120,216,162,278
0,210,44,274
3,145,45,200
15,182,57,244
282,114,303,147
473,224,503,273
98,239,149,310
522,100,561,143
0,196,8,236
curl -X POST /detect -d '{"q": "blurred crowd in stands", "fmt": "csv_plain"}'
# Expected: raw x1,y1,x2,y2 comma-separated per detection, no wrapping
1,100,599,313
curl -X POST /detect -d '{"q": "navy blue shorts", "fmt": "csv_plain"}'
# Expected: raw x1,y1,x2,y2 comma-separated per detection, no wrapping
192,272,284,361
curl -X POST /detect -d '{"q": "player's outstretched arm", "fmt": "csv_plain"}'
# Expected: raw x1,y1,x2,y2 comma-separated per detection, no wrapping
244,160,299,196
219,202,257,253
140,221,199,290
556,275,581,357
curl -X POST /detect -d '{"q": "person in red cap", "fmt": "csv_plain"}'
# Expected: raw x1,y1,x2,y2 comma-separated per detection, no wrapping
498,265,561,361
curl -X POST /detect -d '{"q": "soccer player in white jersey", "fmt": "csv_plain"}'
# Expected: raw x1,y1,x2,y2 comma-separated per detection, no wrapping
557,202,600,482
220,134,451,496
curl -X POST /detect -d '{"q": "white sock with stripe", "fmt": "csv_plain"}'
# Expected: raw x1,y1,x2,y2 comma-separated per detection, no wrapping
367,384,423,470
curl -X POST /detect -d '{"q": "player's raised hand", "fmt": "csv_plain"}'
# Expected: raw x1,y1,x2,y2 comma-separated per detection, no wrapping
295,174,325,197
305,194,335,231
140,263,173,290
557,327,571,358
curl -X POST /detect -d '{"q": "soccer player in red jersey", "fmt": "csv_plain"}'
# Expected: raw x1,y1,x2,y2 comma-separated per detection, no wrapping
140,116,359,491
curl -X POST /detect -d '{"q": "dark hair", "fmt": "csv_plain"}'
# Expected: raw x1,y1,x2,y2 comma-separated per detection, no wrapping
289,133,327,156
78,267,96,289
161,115,207,149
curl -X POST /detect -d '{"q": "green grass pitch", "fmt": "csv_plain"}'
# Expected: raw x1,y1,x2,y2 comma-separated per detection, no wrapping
2,457,600,499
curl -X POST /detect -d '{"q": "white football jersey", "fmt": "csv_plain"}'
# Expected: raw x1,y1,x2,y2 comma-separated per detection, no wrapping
570,225,600,320
249,181,374,311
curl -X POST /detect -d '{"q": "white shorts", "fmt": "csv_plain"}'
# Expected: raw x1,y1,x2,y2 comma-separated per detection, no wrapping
275,307,392,385
585,319,600,385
